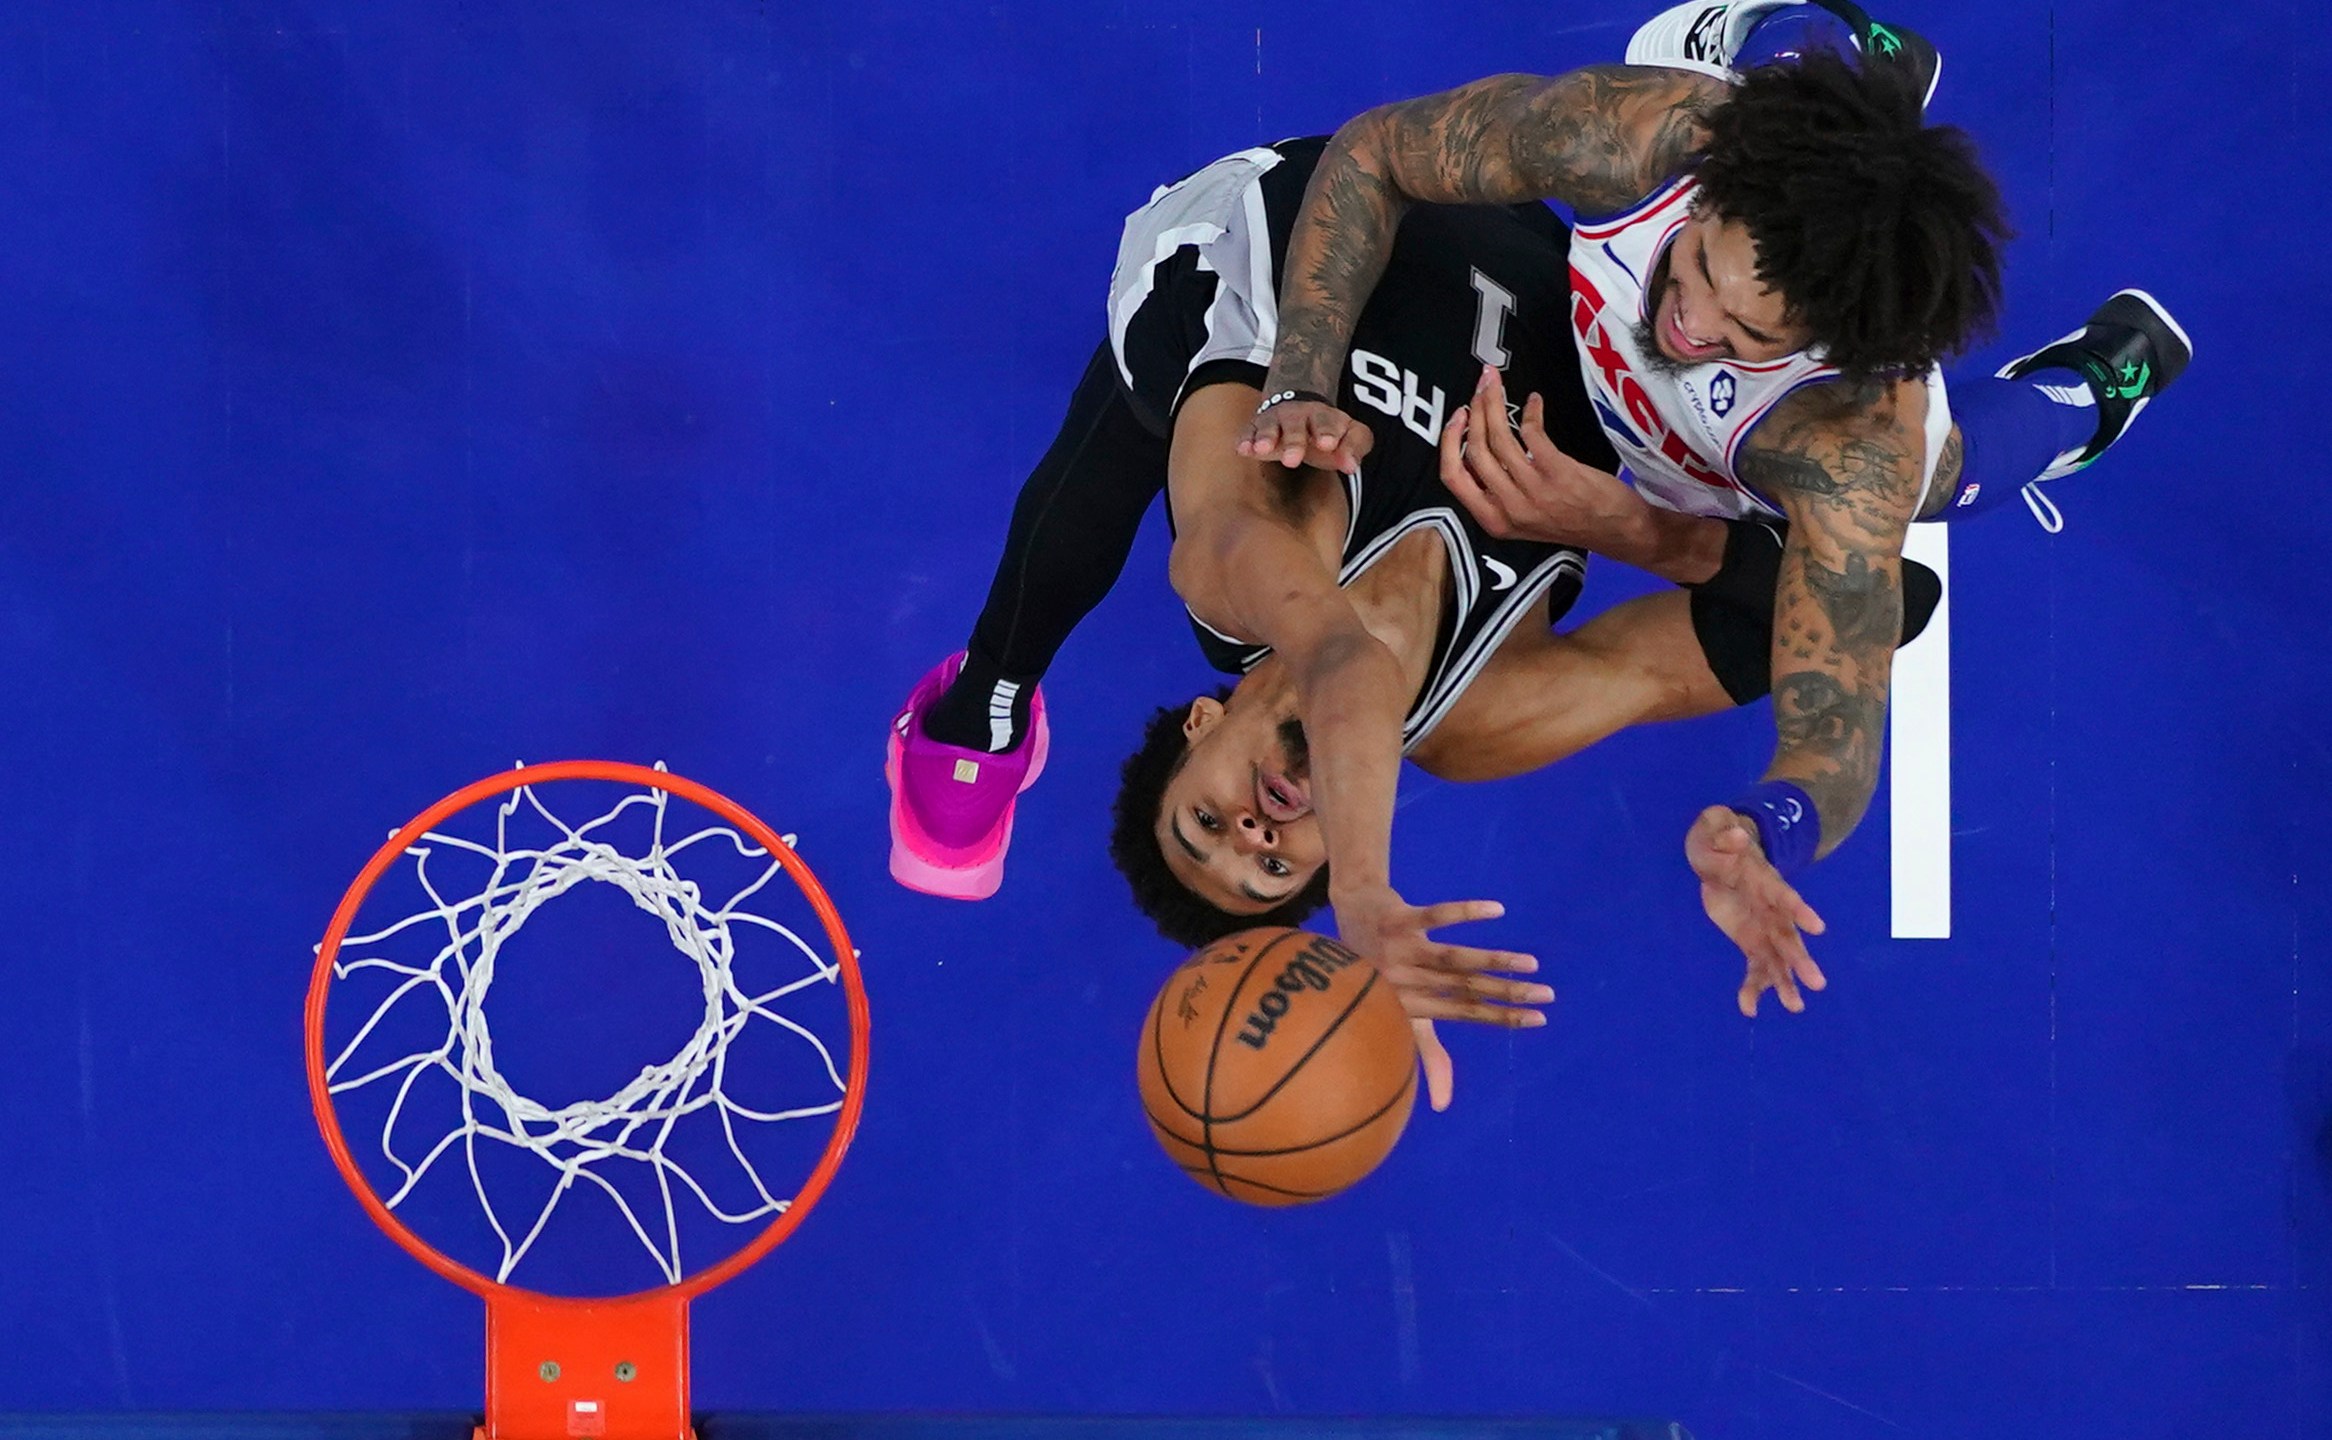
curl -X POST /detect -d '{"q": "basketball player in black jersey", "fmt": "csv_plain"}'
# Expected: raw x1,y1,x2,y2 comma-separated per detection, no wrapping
888,135,1945,1096
894,4,2173,1035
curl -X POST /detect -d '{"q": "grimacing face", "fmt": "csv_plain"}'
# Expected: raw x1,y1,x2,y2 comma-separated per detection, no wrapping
1642,209,1815,368
1151,695,1326,916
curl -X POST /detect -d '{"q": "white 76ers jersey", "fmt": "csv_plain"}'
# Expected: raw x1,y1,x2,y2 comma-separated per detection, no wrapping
1568,176,1950,520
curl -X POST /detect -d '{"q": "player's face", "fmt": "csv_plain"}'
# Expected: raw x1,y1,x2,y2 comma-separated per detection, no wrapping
1154,696,1327,915
1648,212,1809,367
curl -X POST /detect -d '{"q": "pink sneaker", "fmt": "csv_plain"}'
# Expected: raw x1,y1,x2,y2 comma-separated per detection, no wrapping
885,653,1050,900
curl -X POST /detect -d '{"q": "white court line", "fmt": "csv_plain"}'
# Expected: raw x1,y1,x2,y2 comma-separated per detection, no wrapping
1891,523,1951,939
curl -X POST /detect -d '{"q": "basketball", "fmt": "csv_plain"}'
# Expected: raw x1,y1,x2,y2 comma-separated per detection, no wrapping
1137,926,1418,1207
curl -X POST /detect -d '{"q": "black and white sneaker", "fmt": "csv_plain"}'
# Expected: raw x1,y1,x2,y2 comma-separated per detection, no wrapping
1998,289,2194,530
1805,1,1942,109
1625,1,1941,110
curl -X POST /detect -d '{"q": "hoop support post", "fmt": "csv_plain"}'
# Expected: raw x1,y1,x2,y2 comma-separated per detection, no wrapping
481,1290,691,1440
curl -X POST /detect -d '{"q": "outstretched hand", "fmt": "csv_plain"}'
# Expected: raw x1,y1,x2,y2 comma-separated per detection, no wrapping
1332,885,1551,1031
1332,887,1549,1114
1236,398,1374,475
1687,806,1828,1017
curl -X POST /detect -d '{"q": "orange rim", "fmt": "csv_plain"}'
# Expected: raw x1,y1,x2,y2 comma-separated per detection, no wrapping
305,759,869,1306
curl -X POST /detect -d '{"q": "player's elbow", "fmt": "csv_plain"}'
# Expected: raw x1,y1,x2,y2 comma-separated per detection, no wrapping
1321,105,1422,208
1325,103,1398,168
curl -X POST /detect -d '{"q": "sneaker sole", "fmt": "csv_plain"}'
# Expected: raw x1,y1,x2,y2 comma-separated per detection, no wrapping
883,681,1051,901
2110,288,2196,370
2005,288,2195,380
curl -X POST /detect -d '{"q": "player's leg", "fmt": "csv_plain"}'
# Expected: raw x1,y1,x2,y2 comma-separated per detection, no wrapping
918,343,1168,754
1409,589,1734,783
1627,0,1940,108
1411,532,1936,783
1685,517,1942,703
889,143,1301,899
888,343,1167,900
1928,291,2194,531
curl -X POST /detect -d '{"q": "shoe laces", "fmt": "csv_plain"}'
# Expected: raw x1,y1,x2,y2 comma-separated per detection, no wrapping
2021,480,2066,534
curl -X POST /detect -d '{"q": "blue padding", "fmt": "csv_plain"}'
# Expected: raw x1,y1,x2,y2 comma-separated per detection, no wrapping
698,1420,1682,1440
0,1418,475,1440
0,1420,1683,1440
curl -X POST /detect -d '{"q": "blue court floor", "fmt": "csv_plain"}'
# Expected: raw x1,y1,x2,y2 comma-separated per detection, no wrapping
0,2,2322,1437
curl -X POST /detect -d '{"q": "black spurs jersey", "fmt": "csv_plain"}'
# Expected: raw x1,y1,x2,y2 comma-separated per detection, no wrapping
1108,137,1622,752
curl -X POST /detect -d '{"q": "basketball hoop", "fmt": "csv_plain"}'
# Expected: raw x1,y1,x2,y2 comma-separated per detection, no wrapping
306,761,868,1440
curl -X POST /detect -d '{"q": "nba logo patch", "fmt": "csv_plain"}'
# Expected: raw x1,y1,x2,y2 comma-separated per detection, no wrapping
1708,370,1737,417
1957,484,1981,507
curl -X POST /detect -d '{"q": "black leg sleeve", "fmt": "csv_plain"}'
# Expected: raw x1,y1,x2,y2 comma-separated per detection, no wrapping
924,343,1168,746
922,340,1174,750
965,341,1170,675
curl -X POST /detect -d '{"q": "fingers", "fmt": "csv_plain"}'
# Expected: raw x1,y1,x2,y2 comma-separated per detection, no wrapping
1415,897,1507,931
1440,407,1502,527
1773,963,1806,1014
1447,955,1548,993
1519,390,1550,450
1443,404,1531,539
1235,414,1285,462
1734,928,1828,1019
1388,961,1551,1011
1440,406,1479,495
1795,894,1829,935
1278,421,1311,468
1412,1020,1453,1112
1475,367,1535,473
1400,992,1551,1028
1234,412,1301,465
1234,405,1373,473
1795,950,1828,993
1760,873,1826,943
1384,955,1550,1002
1407,935,1543,978
1434,968,1553,1005
1736,952,1800,1017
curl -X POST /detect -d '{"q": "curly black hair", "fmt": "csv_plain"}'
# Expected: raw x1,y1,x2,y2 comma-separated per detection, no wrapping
1108,691,1331,949
1692,49,2011,384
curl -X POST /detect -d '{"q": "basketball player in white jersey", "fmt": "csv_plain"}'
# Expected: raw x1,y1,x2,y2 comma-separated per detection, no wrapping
1084,134,1943,1106
1236,2,2192,1012
891,126,1941,1085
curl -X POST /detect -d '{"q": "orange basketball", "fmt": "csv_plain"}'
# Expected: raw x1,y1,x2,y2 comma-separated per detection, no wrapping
1137,926,1418,1207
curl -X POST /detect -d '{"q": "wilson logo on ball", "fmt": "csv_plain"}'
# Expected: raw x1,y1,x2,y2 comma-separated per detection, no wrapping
1232,935,1363,1050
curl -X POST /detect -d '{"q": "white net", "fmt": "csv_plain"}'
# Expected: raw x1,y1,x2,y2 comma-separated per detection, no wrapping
320,767,851,1287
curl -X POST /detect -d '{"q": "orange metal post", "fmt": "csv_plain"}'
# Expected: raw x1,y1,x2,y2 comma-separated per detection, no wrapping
479,1291,692,1440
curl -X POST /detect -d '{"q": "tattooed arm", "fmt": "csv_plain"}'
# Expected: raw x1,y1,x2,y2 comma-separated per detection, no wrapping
1739,380,1928,851
1689,379,1929,1018
1239,67,1728,471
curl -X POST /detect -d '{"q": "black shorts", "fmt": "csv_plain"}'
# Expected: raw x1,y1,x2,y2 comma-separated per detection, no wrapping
1689,518,1944,704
